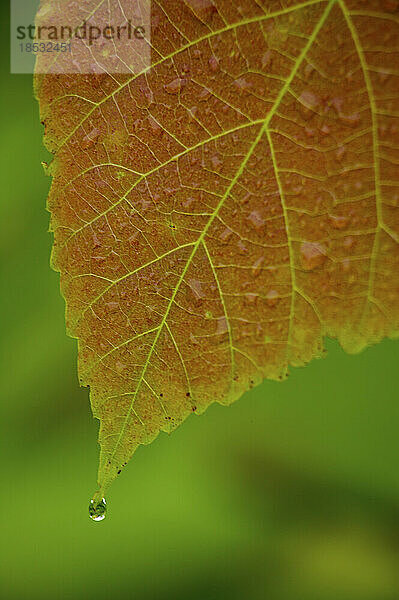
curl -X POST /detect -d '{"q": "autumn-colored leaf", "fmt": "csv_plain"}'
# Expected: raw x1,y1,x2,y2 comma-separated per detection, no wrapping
35,0,399,503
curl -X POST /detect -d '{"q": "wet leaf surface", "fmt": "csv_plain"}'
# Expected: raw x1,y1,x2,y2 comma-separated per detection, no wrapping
35,0,399,497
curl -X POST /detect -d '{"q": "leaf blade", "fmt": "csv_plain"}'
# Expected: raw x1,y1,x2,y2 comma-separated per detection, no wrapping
35,0,399,497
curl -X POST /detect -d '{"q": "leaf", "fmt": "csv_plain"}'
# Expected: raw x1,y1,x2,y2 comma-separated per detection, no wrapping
35,0,399,500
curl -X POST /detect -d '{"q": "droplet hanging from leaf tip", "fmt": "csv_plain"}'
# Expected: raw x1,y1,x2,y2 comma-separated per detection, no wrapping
89,497,107,522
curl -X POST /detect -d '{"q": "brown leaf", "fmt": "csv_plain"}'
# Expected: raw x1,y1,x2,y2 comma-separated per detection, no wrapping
35,0,399,499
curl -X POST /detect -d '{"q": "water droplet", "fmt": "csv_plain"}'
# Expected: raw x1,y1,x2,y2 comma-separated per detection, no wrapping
82,128,100,149
188,0,217,23
216,316,228,334
208,55,219,72
355,180,362,191
211,154,222,171
140,85,153,105
328,214,349,230
298,90,320,120
343,236,355,250
339,112,361,128
105,301,119,313
198,87,211,101
305,127,315,138
188,106,198,120
132,119,142,133
342,258,351,273
265,289,280,307
300,241,327,271
244,293,257,306
335,145,346,161
219,227,233,243
251,256,264,277
89,497,107,522
189,332,199,345
91,233,100,248
377,69,390,83
247,210,266,232
164,78,187,94
189,278,206,300
234,77,252,94
262,50,273,69
237,240,248,255
303,63,314,81
148,117,162,136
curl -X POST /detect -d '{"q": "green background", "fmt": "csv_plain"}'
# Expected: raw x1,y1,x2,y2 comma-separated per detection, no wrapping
1,4,399,599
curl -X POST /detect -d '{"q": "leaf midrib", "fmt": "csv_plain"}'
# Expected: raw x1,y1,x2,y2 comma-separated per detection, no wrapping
100,0,336,490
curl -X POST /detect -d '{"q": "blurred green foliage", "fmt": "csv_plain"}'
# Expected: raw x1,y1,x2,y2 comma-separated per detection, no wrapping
1,4,398,599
